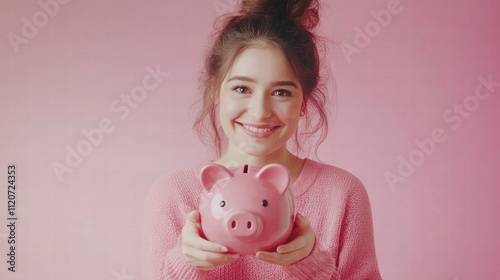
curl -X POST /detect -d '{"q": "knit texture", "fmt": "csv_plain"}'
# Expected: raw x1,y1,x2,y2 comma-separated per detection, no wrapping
142,159,382,279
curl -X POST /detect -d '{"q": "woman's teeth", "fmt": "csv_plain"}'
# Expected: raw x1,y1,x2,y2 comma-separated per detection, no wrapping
242,124,275,133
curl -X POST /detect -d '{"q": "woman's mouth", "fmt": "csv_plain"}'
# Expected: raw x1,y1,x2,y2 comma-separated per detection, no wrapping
236,122,280,138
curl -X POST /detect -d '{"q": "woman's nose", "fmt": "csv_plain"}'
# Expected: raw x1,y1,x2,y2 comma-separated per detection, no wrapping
247,94,272,119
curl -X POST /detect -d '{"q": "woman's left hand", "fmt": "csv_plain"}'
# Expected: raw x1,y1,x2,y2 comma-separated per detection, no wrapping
255,213,315,266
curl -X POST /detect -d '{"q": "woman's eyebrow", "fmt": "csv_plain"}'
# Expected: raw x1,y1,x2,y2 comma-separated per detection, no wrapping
227,75,256,83
227,76,298,88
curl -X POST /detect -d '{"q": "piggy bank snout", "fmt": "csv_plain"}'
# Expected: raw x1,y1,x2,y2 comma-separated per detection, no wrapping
225,211,261,238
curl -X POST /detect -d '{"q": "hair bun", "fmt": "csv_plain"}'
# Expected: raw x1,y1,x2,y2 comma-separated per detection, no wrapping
240,0,319,30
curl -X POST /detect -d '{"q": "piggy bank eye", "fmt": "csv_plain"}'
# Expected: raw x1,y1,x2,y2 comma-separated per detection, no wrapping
220,200,226,207
261,200,268,207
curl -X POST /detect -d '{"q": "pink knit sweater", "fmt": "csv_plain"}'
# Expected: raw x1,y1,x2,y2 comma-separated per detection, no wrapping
142,159,382,279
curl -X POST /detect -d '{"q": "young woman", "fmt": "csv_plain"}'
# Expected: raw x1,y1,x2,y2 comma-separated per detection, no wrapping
142,0,382,279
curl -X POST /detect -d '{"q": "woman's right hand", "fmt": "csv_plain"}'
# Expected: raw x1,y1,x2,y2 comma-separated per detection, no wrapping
181,210,240,270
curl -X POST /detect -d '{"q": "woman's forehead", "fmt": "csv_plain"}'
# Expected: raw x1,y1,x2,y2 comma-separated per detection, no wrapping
224,46,299,84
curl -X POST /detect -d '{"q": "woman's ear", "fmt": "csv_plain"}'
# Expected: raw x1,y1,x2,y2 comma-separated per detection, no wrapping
300,102,306,117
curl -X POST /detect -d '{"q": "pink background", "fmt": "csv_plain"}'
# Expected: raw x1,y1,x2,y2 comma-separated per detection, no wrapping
1,0,499,279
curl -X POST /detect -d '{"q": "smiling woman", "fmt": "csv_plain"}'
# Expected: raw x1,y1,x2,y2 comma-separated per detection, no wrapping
217,46,304,167
194,1,328,159
142,0,382,279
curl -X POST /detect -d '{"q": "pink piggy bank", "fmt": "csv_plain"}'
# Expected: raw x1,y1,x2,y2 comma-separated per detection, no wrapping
199,163,295,255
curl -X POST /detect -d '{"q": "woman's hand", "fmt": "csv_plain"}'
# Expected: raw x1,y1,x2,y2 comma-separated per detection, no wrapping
181,210,240,270
255,213,315,266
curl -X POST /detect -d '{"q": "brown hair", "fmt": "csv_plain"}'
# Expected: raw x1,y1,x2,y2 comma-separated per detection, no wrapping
193,0,330,157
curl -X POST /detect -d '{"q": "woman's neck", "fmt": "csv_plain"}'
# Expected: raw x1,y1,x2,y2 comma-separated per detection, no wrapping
215,147,294,166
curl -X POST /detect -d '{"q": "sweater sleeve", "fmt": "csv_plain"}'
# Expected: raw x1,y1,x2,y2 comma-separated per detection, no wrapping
337,177,382,280
141,174,201,280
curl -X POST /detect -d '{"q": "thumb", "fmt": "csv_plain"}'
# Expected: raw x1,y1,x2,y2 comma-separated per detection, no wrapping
187,210,200,223
296,213,310,227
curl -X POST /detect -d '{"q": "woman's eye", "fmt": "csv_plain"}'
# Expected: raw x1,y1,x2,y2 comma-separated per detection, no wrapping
232,86,250,94
273,90,291,97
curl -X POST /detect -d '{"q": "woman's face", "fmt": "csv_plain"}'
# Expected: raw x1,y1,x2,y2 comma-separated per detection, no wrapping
218,45,303,159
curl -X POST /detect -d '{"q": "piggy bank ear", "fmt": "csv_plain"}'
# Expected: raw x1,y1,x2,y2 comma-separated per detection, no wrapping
200,164,233,192
255,163,290,194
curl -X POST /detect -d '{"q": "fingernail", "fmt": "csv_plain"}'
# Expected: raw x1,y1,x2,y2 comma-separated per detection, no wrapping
220,246,228,252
